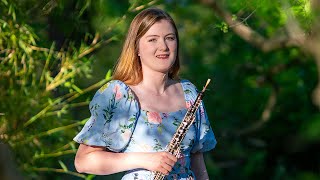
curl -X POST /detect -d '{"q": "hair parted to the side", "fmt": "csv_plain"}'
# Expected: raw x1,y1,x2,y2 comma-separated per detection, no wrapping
112,7,180,85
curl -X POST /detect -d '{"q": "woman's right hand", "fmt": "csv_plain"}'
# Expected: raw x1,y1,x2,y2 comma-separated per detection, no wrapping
75,144,178,175
139,151,178,175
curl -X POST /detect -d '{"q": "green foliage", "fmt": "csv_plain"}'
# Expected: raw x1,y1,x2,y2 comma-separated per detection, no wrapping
0,0,112,179
300,114,320,141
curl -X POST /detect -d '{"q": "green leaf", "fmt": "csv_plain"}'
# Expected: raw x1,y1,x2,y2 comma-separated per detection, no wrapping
157,126,162,134
105,69,112,80
72,84,83,93
70,142,76,151
64,82,71,87
0,20,7,28
58,160,68,172
48,98,53,105
300,115,320,141
232,14,237,21
1,0,8,6
85,174,96,180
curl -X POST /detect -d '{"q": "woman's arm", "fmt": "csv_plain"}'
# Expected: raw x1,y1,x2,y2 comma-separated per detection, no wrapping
74,144,177,175
190,152,209,180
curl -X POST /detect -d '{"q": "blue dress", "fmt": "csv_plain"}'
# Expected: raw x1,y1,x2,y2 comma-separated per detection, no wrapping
73,80,217,180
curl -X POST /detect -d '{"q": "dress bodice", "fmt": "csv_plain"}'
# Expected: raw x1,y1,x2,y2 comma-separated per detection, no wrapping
74,80,217,179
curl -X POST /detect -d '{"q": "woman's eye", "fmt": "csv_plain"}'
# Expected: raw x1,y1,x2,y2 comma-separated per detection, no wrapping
166,36,175,41
148,39,157,42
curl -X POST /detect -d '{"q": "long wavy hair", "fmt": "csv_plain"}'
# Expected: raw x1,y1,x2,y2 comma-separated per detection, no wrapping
112,8,180,85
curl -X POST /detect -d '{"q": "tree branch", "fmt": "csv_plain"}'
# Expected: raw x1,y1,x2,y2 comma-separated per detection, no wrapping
200,0,320,109
199,0,306,52
236,87,277,136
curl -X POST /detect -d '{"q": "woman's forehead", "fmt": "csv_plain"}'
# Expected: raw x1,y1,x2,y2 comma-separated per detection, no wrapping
143,20,176,36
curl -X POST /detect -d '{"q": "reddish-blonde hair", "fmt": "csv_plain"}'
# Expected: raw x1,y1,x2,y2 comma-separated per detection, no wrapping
112,8,180,85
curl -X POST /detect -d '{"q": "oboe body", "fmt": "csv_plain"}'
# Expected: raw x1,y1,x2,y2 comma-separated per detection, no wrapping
153,79,211,180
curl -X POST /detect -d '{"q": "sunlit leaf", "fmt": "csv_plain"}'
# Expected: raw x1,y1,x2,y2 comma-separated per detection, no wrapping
58,160,68,172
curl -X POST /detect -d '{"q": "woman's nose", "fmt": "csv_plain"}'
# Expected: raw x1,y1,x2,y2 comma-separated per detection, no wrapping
158,39,169,51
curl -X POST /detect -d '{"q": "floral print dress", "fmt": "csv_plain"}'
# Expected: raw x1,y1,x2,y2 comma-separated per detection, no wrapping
73,80,217,180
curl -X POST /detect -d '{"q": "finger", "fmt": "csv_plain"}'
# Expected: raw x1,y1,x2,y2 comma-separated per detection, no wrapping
160,169,169,175
163,157,176,167
165,152,178,162
158,165,170,175
162,161,173,172
155,162,170,175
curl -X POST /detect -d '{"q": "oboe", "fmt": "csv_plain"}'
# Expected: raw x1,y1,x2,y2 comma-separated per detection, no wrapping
153,79,211,180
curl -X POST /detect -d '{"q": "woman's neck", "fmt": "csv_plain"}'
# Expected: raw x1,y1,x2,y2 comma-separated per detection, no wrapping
139,72,170,96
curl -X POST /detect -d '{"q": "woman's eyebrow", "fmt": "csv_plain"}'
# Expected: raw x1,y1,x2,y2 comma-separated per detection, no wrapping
146,33,175,38
146,35,159,38
165,33,175,36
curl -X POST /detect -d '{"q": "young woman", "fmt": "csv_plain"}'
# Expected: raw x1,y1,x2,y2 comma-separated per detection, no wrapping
73,7,217,180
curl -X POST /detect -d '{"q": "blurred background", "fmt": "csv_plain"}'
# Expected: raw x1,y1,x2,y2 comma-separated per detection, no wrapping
1,0,320,179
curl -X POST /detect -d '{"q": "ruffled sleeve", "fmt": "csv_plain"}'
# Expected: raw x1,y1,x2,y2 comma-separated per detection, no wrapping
73,80,139,152
181,80,217,153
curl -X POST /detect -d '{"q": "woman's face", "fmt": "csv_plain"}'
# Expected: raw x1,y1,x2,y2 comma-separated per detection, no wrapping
138,19,177,75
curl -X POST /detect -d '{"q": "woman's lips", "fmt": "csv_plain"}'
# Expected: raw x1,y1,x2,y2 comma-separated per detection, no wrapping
156,54,169,59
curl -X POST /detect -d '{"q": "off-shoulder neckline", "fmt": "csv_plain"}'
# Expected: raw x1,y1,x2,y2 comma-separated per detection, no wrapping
112,79,191,114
